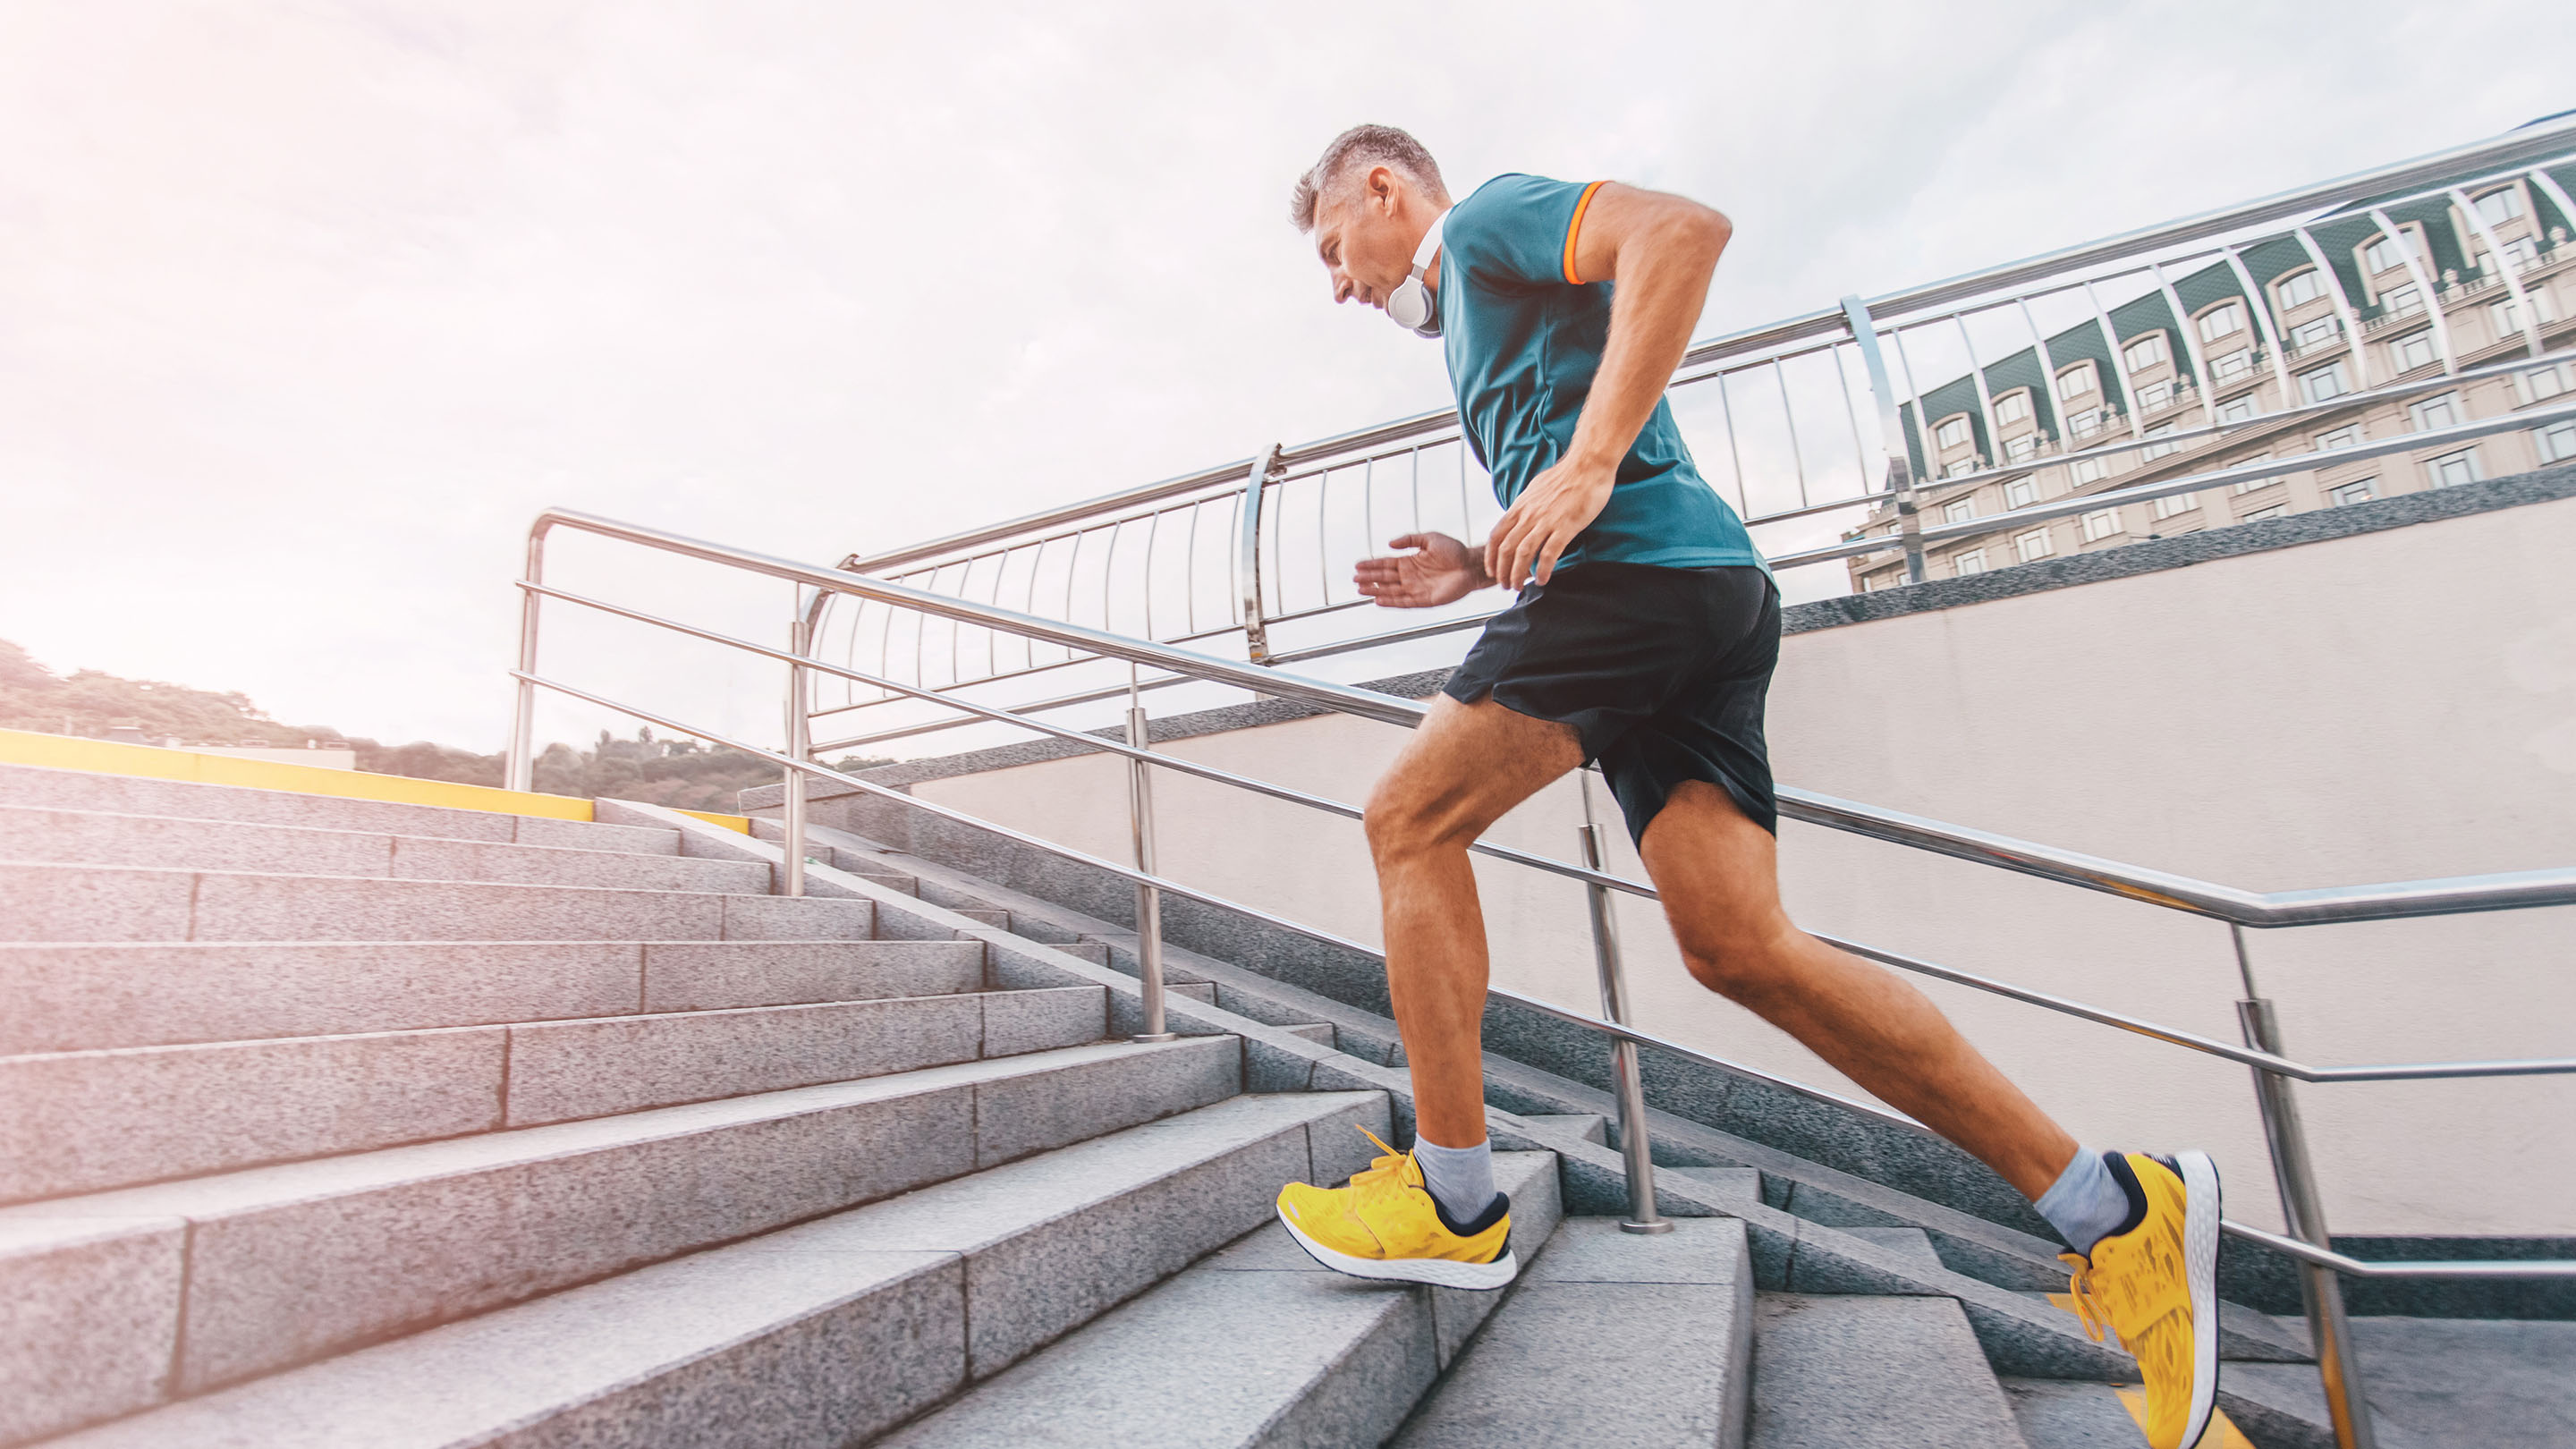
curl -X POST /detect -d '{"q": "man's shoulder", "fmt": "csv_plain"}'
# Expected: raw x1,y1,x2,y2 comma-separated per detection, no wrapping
1450,174,1577,229
1445,174,1590,288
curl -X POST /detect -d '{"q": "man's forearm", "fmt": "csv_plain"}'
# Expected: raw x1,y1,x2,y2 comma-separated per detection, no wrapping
1563,207,1729,472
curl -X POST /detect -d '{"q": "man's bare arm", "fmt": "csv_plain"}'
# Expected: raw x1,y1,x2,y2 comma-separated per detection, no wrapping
1483,183,1733,589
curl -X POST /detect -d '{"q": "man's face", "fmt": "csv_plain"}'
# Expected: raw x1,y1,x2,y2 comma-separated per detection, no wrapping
1312,167,1420,311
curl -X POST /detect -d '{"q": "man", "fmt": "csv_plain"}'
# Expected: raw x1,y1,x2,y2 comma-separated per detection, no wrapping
1267,124,2223,1449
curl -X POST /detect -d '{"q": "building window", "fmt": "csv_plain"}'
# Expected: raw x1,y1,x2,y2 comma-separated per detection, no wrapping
2005,434,2040,462
2317,424,2363,450
2289,315,2340,352
2072,454,2111,485
2140,423,2181,460
1996,391,2032,424
2410,393,2461,431
2067,407,2106,438
2123,333,2169,373
2151,489,2199,520
1943,458,1979,480
2209,349,2258,384
2364,230,2423,275
1953,549,1988,576
2240,504,2290,521
2080,508,2123,541
1935,415,1972,449
2539,420,2576,463
2012,528,2055,563
2328,479,2377,506
2197,302,2245,343
2427,447,2481,488
2504,235,2541,270
2391,330,2439,372
2491,292,2561,338
2521,363,2572,403
1867,571,1906,592
2277,269,2328,309
2216,396,2258,423
2136,378,2176,411
2056,364,2097,401
2004,478,2039,509
2472,188,2525,228
2380,283,2423,318
2300,361,2351,403
1943,498,1976,522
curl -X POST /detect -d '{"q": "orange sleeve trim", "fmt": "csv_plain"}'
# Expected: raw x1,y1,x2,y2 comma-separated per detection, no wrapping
1562,180,1608,285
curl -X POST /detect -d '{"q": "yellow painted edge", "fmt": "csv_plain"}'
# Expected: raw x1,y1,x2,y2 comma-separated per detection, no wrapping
0,726,750,833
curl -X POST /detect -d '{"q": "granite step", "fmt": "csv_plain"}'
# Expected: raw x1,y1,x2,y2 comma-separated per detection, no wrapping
1392,1216,1757,1449
30,1089,1390,1449
0,984,1110,1201
1747,1293,2033,1449
877,1149,1564,1449
0,804,770,894
0,860,880,943
0,762,681,854
0,1035,1243,1443
0,938,991,1054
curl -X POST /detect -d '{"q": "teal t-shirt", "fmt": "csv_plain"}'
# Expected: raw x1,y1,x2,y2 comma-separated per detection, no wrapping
1438,174,1762,576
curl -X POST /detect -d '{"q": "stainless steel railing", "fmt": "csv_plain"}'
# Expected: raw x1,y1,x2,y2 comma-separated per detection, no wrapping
510,504,2574,1449
798,120,2576,762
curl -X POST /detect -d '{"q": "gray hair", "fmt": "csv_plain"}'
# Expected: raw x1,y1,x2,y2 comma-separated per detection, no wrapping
1289,124,1446,233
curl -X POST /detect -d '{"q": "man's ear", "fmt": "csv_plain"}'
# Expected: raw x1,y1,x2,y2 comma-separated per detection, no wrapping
1367,165,1398,211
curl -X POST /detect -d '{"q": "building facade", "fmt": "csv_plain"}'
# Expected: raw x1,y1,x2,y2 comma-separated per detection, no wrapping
1847,164,2575,589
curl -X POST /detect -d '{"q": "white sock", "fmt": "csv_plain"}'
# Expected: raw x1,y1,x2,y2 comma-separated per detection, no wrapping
1411,1136,1496,1224
2036,1148,2131,1257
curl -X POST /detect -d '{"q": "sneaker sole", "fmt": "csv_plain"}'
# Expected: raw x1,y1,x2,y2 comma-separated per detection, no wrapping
1276,1207,1519,1292
2172,1149,2222,1449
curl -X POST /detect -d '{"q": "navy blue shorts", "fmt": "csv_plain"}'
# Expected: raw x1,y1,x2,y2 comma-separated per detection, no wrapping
1441,562,1780,847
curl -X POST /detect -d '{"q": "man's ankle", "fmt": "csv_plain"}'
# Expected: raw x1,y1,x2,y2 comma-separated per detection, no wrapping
1411,1136,1496,1224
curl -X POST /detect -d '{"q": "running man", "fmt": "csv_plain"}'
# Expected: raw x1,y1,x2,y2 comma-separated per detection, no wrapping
1268,125,2224,1449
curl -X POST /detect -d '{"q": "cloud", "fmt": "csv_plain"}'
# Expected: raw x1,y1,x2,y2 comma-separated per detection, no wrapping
3,0,2569,749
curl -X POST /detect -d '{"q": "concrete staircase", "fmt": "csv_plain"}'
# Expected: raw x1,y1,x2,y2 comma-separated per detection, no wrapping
8,761,2552,1446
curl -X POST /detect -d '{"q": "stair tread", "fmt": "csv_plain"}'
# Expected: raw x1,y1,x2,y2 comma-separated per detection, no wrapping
1392,1216,1755,1448
0,938,988,1054
38,1091,1389,1449
1748,1292,2030,1449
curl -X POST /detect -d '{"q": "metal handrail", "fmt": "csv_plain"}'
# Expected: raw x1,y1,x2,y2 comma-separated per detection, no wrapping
513,470,2572,1441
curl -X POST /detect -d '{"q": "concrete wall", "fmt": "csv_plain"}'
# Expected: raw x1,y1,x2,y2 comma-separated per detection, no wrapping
848,477,2576,1238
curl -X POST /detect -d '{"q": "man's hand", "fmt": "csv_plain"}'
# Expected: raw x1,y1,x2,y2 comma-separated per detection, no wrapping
1484,454,1616,589
1353,531,1491,607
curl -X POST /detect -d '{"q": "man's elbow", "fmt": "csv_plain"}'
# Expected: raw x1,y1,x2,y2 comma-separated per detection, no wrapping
1687,204,1733,258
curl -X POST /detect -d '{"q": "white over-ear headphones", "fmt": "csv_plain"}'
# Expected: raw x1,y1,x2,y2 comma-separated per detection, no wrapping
1385,208,1452,338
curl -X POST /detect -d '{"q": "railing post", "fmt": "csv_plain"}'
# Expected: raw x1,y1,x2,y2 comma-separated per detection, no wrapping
1127,675,1175,1042
1238,444,1283,665
1840,296,1928,582
505,525,546,792
2233,926,2377,1449
1580,775,1670,1234
782,614,810,899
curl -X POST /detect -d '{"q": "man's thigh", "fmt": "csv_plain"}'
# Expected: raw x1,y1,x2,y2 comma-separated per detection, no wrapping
1636,777,1791,954
1369,695,1585,847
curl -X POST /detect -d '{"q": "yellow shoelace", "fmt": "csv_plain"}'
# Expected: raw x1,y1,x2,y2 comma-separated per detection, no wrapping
2059,1252,2113,1345
1346,1125,1415,1203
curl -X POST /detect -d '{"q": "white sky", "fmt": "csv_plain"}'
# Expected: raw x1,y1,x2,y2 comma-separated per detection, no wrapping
4,1,2570,751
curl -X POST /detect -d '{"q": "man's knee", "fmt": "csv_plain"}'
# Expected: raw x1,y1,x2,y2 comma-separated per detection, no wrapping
1674,917,1801,1004
1362,771,1484,867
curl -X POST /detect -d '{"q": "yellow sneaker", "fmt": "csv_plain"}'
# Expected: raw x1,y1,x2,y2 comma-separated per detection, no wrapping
1275,1127,1517,1290
2061,1151,2222,1449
